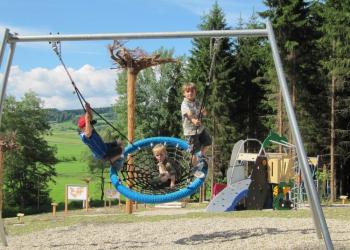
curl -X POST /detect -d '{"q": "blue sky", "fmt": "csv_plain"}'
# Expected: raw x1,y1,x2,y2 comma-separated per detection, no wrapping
1,0,266,110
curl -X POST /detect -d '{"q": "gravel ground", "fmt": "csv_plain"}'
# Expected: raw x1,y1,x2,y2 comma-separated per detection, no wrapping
1,209,349,250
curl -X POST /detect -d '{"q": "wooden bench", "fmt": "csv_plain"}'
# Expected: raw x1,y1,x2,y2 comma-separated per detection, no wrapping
340,195,348,205
16,213,24,224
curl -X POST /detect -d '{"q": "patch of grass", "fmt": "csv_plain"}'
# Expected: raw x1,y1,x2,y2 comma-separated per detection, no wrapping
48,161,89,203
46,130,85,159
4,206,350,236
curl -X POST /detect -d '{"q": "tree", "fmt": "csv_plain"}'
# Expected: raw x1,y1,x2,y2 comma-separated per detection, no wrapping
114,48,185,139
318,0,350,201
0,92,57,213
231,12,271,143
259,0,325,153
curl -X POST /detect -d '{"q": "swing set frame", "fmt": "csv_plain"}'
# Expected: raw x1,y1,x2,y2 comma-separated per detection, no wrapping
0,20,333,249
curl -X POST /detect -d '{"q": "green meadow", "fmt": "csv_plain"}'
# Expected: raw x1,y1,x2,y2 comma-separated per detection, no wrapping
46,129,110,205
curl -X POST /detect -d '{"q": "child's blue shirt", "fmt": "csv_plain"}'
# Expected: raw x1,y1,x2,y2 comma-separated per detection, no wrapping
80,129,107,160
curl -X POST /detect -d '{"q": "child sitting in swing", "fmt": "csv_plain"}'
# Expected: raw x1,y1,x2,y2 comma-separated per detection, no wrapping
152,144,180,188
77,103,124,171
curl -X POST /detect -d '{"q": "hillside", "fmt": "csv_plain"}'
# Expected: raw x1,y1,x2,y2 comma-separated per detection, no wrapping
46,107,115,123
46,106,117,131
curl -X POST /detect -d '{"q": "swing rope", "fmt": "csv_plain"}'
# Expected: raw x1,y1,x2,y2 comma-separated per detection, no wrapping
51,41,133,145
197,37,221,122
189,37,221,165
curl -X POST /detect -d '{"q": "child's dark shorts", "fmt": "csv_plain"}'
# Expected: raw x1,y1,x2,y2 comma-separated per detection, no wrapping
186,129,212,154
104,141,123,160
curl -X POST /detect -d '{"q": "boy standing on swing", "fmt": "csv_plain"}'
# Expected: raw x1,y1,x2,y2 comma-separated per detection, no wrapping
77,103,124,171
181,82,212,178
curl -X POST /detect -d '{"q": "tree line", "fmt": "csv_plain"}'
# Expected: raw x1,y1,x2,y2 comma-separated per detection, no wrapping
46,107,115,124
0,0,349,215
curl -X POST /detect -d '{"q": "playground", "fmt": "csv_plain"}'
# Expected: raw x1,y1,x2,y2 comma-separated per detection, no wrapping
0,23,340,249
1,2,350,250
1,204,350,249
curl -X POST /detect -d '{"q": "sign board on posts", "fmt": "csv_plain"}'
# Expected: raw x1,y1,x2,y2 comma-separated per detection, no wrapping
67,185,88,201
65,184,88,213
105,188,120,200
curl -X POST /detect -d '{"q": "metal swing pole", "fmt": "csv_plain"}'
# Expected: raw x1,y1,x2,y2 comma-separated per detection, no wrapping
0,27,15,247
266,20,333,250
0,41,16,125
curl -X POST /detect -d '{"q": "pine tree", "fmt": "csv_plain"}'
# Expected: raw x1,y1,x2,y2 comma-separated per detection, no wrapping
260,0,326,155
231,12,271,143
318,0,350,201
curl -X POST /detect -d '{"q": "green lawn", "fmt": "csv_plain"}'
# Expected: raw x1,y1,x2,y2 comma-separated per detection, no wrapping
46,130,110,204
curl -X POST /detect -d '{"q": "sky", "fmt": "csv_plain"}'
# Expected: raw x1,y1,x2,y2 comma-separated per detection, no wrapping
0,0,266,110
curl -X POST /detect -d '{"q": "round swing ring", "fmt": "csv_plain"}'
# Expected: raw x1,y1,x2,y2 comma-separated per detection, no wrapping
110,136,207,204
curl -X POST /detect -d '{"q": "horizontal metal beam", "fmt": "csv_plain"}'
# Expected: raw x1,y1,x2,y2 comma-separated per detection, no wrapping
7,29,268,43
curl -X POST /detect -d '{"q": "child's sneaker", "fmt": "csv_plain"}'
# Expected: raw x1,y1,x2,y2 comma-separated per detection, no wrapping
196,157,208,170
193,168,205,178
192,159,207,179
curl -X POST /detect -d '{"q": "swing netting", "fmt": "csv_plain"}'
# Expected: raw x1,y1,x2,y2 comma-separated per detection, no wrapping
110,137,207,203
113,137,201,194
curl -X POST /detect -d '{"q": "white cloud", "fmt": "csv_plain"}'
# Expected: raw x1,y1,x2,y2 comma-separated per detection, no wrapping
0,23,48,36
2,64,118,110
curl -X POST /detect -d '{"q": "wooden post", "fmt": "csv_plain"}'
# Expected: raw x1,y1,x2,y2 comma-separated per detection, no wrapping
64,185,68,214
340,196,348,205
126,69,137,214
16,213,24,224
108,181,112,208
51,203,58,216
108,42,177,215
81,177,91,212
86,181,89,212
210,126,215,200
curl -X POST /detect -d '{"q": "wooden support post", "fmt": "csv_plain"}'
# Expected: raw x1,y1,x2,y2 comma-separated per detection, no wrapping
210,134,215,200
64,185,68,214
51,203,58,216
340,196,348,205
108,43,176,215
81,177,91,212
126,69,137,215
16,213,24,224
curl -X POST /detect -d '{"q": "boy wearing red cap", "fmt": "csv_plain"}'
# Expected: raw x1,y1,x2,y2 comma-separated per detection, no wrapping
77,103,124,171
